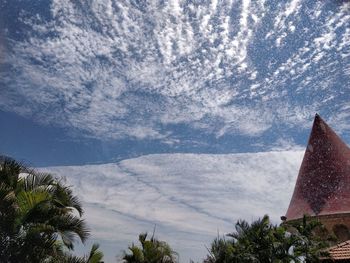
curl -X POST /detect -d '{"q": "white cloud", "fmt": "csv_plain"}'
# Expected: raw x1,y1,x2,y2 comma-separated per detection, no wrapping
44,150,304,262
1,0,350,141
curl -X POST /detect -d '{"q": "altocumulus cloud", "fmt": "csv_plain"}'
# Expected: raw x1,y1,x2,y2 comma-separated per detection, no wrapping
1,0,350,142
45,151,303,262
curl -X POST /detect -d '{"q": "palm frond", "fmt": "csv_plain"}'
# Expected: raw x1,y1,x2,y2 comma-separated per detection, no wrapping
0,156,23,189
22,172,55,191
16,190,52,225
87,243,104,263
50,182,84,216
50,214,90,249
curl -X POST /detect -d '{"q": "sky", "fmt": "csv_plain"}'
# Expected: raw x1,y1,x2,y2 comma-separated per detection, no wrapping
0,0,350,262
44,151,304,262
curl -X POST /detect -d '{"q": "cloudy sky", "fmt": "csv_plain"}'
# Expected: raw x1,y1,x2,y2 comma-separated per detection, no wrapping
0,0,349,262
45,151,303,262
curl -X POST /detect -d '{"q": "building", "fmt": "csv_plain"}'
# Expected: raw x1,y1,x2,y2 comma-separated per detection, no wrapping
323,241,350,262
283,114,350,261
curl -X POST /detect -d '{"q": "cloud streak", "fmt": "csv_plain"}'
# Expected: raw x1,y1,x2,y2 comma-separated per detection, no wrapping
45,150,304,262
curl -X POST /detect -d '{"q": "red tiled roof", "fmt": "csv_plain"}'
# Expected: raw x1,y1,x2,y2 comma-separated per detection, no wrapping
327,240,350,260
285,114,350,221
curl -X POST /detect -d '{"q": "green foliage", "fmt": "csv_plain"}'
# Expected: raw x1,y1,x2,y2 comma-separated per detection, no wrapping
86,243,104,263
0,156,91,262
205,236,238,263
123,233,178,263
285,215,333,263
48,243,104,263
205,215,332,263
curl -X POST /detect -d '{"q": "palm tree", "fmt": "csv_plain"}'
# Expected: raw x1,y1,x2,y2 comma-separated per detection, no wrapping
0,156,90,262
286,215,332,262
204,236,238,263
123,233,178,263
49,243,104,263
206,215,333,263
86,243,104,263
205,215,300,263
229,215,298,262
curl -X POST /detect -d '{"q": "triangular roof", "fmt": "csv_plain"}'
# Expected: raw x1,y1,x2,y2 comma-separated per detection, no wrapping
285,114,350,220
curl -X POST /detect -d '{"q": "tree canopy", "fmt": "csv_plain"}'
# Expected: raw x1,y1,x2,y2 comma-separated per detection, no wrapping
205,215,332,263
0,156,103,262
123,232,178,263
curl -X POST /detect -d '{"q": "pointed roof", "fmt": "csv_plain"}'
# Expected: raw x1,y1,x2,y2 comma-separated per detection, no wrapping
285,114,350,221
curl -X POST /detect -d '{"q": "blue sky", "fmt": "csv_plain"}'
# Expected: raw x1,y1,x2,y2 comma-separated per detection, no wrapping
1,0,350,166
1,0,350,262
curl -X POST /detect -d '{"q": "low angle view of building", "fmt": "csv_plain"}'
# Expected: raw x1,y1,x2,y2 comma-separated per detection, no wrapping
283,114,350,262
1,0,349,261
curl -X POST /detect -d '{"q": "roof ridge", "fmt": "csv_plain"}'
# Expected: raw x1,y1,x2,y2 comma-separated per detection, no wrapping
328,240,350,251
